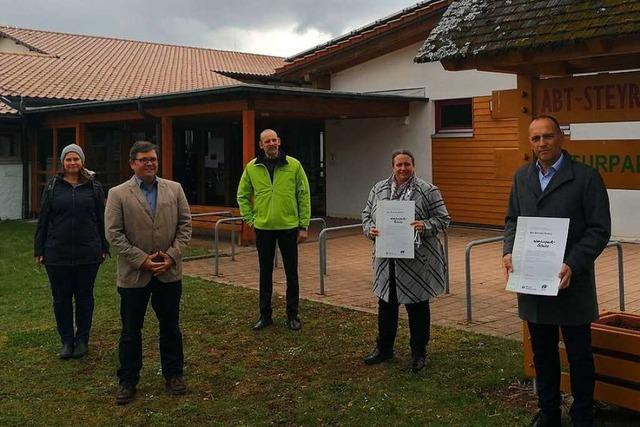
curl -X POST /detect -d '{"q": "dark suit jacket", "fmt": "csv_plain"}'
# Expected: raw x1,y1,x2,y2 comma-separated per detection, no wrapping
504,151,611,325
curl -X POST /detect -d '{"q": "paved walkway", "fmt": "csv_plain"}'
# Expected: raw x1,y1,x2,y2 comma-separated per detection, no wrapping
184,226,640,341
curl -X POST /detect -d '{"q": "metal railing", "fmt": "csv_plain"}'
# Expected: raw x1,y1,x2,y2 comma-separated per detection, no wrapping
214,217,244,276
213,216,328,276
318,224,450,296
191,211,232,219
605,240,625,311
464,236,626,322
274,217,327,268
183,211,233,261
464,236,504,322
442,230,450,294
318,223,363,295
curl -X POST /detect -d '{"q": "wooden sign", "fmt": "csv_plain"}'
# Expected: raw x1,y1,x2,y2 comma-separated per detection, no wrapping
565,140,640,190
534,71,640,123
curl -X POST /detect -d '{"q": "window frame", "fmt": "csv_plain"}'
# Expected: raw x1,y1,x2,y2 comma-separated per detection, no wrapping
434,98,473,137
0,132,21,163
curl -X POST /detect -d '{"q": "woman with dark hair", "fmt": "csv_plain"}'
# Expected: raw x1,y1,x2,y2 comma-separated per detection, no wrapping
34,144,108,359
362,149,450,372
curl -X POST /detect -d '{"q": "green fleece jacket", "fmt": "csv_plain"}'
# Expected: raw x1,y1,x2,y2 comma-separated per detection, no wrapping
237,154,311,230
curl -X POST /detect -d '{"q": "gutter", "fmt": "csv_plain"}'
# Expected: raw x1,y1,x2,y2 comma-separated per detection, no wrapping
23,84,427,115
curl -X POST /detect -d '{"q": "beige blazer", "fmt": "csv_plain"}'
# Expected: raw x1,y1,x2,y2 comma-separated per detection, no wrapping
105,176,192,288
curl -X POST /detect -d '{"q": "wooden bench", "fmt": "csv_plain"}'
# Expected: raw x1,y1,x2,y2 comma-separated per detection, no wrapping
189,205,245,244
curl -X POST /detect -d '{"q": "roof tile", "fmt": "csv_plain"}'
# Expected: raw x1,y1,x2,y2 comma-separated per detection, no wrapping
0,26,285,102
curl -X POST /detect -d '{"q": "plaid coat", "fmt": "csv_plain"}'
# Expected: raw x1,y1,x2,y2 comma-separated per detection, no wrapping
362,177,450,304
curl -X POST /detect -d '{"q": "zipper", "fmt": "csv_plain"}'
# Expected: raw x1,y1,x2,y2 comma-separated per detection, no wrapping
255,163,276,215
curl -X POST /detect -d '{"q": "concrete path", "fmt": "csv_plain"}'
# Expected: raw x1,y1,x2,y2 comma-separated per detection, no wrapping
184,226,640,340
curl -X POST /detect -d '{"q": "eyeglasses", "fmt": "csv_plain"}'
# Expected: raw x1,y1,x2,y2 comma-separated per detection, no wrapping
134,157,158,164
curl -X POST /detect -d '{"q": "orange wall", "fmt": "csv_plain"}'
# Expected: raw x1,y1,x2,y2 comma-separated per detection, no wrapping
432,96,519,226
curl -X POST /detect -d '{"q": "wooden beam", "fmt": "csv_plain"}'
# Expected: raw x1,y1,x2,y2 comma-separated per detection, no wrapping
52,127,58,175
241,109,256,243
242,110,256,165
161,116,173,180
46,110,144,127
30,130,38,214
75,123,86,149
517,75,534,158
148,100,248,118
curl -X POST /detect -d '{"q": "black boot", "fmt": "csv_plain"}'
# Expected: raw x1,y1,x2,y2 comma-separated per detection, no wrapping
58,342,73,360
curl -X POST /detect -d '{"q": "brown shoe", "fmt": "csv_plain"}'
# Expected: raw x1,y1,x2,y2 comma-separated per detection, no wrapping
115,383,136,405
165,375,187,395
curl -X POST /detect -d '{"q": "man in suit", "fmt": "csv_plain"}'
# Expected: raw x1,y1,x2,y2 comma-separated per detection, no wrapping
503,115,611,427
105,141,192,405
237,129,310,331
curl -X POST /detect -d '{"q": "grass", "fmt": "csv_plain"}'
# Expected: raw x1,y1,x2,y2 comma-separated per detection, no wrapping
0,220,634,426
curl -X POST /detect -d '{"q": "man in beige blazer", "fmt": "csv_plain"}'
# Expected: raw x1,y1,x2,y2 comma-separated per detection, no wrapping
105,141,192,405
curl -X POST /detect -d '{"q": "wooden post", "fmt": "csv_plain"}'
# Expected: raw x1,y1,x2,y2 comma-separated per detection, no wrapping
517,74,535,157
75,123,86,150
241,110,256,244
242,110,256,165
161,116,173,180
52,127,58,175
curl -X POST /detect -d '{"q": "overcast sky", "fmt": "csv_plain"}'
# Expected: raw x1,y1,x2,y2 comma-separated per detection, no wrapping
0,0,422,57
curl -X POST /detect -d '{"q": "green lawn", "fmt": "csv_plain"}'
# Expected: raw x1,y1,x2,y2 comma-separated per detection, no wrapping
0,220,627,426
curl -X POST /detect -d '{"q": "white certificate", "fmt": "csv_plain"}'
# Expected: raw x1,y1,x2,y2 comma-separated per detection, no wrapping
375,200,415,259
506,216,570,296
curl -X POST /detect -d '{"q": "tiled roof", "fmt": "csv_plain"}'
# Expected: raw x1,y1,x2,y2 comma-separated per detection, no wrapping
415,0,640,63
0,99,18,115
0,26,285,103
276,0,449,75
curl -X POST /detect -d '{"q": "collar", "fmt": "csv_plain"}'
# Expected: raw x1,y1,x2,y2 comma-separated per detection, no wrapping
255,149,287,166
536,152,564,175
133,175,158,188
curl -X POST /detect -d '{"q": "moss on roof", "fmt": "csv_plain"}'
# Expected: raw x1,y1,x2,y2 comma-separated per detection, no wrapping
415,0,640,63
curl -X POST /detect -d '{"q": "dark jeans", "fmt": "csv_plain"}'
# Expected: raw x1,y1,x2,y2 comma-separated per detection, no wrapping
377,260,430,357
255,228,299,319
45,263,100,345
528,321,595,423
117,278,183,386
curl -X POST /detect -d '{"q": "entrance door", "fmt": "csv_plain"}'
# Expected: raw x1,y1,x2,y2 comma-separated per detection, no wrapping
173,120,242,206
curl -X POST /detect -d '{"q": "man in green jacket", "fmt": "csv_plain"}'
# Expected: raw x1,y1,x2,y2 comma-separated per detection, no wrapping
237,129,311,331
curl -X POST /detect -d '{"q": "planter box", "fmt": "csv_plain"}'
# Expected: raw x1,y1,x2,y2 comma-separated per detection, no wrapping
523,311,640,412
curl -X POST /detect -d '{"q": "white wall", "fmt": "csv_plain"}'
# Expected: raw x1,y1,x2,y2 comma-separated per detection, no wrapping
330,42,516,100
0,163,22,219
325,102,431,218
325,42,516,218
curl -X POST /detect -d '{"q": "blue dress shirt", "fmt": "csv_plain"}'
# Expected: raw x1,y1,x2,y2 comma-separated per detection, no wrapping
536,153,564,192
134,175,158,216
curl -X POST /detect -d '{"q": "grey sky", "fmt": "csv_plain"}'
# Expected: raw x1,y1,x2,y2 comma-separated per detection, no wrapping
0,0,422,57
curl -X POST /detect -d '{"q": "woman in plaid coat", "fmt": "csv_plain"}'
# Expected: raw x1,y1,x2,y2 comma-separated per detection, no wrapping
362,149,450,372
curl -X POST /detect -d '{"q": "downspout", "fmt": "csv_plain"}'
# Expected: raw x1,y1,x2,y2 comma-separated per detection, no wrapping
19,96,29,218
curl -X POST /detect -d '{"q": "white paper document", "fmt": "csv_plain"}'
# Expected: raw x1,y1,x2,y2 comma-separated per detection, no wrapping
375,200,415,259
506,216,570,296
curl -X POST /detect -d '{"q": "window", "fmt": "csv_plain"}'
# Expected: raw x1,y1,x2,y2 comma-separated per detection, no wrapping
434,98,473,136
0,133,20,162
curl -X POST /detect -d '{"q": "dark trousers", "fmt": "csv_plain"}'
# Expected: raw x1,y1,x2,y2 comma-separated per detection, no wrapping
377,260,430,357
45,263,100,345
255,228,299,319
528,321,595,423
117,278,183,386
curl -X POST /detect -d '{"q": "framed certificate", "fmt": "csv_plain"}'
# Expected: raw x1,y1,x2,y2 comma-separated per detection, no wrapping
375,200,415,259
506,216,570,296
